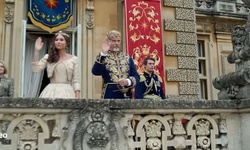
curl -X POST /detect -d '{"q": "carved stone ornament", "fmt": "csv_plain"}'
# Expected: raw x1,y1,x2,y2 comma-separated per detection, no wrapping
219,114,227,134
19,141,37,150
17,120,40,140
4,0,15,24
86,112,109,148
196,23,211,33
86,12,94,29
236,3,250,14
197,136,211,149
146,137,162,150
86,0,94,29
145,120,162,137
86,0,94,10
195,0,215,11
16,120,41,150
215,23,236,33
194,119,210,136
72,110,119,150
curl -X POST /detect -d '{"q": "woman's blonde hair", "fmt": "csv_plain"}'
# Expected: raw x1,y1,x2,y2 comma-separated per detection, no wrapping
0,60,7,74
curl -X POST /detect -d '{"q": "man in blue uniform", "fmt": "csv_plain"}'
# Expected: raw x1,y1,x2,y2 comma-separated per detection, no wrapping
92,30,139,99
135,57,166,100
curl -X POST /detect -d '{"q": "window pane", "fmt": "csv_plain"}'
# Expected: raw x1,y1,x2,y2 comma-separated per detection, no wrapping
200,79,208,99
197,41,205,57
198,60,206,76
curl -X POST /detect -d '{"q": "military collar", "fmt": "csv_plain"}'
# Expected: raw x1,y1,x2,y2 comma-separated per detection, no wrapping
144,70,154,77
108,50,120,54
107,50,121,57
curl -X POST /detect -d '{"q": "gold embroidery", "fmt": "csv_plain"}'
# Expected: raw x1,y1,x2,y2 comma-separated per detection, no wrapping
105,51,130,83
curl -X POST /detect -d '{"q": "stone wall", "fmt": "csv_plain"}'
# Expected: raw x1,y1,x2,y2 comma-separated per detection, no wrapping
163,0,199,100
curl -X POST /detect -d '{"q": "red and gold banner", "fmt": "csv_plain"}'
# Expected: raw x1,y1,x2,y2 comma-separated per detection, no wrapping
125,0,165,90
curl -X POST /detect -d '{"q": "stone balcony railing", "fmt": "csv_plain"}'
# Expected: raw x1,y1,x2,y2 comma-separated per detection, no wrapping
0,98,250,150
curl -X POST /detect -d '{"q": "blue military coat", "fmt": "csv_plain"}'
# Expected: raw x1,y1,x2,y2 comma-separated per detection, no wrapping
134,71,166,99
92,51,139,99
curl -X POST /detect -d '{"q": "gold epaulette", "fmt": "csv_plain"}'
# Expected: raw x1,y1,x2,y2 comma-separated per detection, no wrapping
157,75,163,82
139,74,146,82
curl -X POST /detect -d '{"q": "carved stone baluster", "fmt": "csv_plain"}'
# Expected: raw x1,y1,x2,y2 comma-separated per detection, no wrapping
171,114,186,150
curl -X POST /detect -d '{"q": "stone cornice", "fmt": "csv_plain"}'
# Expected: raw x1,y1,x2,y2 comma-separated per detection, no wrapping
195,0,249,19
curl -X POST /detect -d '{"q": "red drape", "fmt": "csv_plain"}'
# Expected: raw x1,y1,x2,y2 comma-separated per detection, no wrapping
125,0,165,91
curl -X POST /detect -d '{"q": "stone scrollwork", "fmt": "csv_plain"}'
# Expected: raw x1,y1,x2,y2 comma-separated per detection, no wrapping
4,0,15,24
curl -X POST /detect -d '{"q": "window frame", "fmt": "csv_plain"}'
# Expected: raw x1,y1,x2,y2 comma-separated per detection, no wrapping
197,36,212,100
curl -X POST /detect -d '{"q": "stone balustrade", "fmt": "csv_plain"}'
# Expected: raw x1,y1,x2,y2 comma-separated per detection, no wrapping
0,98,249,150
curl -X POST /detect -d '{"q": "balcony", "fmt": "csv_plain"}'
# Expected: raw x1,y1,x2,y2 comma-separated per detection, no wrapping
0,98,249,150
